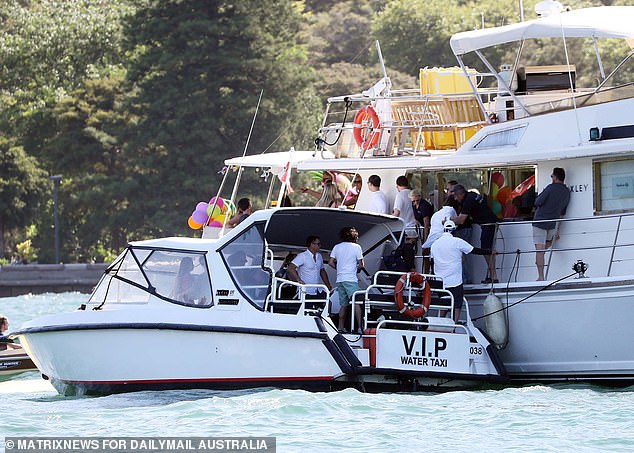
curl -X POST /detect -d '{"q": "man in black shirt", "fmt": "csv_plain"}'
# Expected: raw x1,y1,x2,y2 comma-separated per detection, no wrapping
451,184,499,283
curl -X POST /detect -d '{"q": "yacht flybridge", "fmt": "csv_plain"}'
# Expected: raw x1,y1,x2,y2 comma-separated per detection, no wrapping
14,4,634,394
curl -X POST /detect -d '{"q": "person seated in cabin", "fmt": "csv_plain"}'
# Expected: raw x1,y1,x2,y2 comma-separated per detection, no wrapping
287,236,332,303
172,257,194,302
0,314,21,350
227,198,253,227
227,250,248,267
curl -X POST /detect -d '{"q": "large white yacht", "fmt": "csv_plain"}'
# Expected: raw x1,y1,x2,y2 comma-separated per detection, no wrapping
299,4,634,383
13,3,634,394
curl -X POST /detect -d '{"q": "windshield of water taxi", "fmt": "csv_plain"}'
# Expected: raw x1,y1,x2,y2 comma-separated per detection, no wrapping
89,247,213,308
219,222,271,309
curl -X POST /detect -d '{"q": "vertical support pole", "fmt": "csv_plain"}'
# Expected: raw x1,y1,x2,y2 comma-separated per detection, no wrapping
50,175,62,264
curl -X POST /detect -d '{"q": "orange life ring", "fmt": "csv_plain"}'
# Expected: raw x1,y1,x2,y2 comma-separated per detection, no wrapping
353,105,381,150
394,273,431,319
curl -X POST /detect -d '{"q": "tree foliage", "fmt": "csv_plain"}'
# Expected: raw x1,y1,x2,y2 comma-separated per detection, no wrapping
33,75,143,262
0,138,48,258
1,0,632,262
122,0,321,235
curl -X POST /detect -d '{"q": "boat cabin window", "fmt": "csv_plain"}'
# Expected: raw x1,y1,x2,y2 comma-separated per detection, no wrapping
220,222,271,309
89,247,213,308
407,168,535,220
594,158,634,213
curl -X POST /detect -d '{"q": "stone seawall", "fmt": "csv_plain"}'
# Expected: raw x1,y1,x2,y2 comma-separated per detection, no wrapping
0,263,107,297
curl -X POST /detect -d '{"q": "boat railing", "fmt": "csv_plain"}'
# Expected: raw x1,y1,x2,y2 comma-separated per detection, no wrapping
375,318,468,335
318,90,491,157
488,212,634,283
351,270,460,333
265,277,329,315
318,69,634,158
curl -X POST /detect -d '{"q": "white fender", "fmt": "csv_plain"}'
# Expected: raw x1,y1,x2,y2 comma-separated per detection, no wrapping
483,292,508,349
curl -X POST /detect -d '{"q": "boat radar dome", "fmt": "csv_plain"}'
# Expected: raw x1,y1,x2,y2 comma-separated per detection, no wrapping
535,0,564,17
443,220,457,233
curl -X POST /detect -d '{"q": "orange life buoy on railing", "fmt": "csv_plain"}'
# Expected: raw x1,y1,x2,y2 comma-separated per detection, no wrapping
394,273,431,319
353,105,381,151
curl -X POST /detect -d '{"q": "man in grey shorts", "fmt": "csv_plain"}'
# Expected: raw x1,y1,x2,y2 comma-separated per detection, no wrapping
533,167,570,280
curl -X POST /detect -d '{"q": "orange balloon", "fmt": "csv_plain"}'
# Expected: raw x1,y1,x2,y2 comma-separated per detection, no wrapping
188,216,203,230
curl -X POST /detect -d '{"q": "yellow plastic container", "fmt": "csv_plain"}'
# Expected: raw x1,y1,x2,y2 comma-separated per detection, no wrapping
419,67,479,149
420,67,476,95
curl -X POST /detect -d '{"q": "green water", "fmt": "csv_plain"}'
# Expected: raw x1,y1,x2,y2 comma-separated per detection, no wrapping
2,293,634,452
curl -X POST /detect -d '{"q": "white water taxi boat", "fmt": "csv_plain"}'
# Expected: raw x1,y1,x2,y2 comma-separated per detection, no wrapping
14,208,505,395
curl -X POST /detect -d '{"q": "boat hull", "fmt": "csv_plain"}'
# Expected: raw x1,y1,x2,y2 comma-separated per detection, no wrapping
19,323,342,396
18,320,505,396
467,279,634,383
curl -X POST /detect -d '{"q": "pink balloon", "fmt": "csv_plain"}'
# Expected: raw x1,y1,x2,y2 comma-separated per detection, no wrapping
208,220,223,228
208,196,225,209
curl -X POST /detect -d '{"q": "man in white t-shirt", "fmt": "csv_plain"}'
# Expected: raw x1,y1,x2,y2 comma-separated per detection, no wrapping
393,175,416,230
430,220,491,321
393,175,417,270
366,174,389,214
329,227,365,332
287,235,332,300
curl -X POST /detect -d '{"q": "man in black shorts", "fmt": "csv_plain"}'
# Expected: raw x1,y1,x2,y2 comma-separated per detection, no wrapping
451,184,499,283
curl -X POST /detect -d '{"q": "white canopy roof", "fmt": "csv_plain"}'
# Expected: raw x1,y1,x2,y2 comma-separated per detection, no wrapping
224,150,333,169
450,6,634,56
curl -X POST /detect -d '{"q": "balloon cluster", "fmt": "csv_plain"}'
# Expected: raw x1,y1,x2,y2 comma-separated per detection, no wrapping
490,172,517,218
188,197,236,230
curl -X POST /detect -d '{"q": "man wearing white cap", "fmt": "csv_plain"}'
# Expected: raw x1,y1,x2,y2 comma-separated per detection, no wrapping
430,220,492,321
